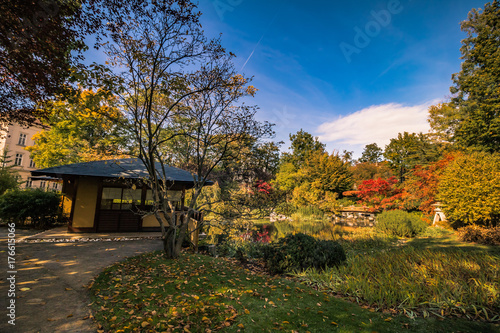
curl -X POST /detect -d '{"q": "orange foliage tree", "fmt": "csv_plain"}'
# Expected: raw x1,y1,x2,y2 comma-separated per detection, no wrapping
356,176,407,211
403,153,457,216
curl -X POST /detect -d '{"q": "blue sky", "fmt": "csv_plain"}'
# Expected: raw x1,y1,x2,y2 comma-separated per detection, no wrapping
194,0,486,157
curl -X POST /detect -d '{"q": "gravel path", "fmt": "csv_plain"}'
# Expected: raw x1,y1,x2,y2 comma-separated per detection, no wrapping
0,233,162,333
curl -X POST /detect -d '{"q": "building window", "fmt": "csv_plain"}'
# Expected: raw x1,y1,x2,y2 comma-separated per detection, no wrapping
101,187,142,210
29,159,36,168
40,181,46,189
52,182,58,190
145,189,181,210
14,153,23,166
26,178,32,188
18,133,27,146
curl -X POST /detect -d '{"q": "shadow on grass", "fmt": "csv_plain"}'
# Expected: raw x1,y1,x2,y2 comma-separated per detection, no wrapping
407,232,500,257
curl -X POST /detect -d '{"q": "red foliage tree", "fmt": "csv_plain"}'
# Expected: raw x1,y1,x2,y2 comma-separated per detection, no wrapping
403,153,458,216
356,176,406,211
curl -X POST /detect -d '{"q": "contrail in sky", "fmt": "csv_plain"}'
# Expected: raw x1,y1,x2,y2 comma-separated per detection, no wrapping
241,34,265,71
240,9,281,72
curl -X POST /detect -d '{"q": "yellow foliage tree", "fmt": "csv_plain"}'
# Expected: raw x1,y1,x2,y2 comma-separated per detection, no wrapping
438,151,500,227
27,88,129,167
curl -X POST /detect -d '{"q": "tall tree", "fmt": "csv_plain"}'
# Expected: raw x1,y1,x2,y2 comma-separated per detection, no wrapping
281,129,325,168
104,1,272,258
210,140,282,186
292,151,353,213
449,1,500,152
384,132,441,182
341,150,354,164
358,143,383,164
26,88,128,167
427,102,462,144
0,0,148,123
350,161,394,186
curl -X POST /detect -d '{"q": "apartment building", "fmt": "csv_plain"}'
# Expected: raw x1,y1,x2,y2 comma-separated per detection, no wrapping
0,122,60,190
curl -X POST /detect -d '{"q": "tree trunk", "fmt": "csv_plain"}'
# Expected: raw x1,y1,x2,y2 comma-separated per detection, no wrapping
155,210,182,259
173,213,189,257
163,227,178,258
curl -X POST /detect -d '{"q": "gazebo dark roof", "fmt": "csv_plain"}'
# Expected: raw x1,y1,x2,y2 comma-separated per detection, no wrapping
31,158,211,186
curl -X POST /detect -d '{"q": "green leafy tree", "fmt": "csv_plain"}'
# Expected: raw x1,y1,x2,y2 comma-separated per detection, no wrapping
438,151,500,227
0,150,21,194
291,151,353,213
0,0,148,123
428,102,462,144
341,150,354,164
274,162,299,194
26,88,128,167
210,139,282,187
448,1,500,152
358,143,383,164
281,129,325,168
275,135,352,215
384,132,442,182
350,161,394,186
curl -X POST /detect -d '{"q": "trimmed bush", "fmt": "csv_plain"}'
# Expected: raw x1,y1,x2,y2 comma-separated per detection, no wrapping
0,189,61,228
376,210,428,237
457,225,500,246
263,233,346,274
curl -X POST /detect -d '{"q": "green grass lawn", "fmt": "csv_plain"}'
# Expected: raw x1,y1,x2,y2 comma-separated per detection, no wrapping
89,251,499,332
294,228,500,324
408,229,500,256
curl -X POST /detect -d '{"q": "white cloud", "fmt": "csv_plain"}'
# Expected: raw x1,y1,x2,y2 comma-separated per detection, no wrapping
316,101,437,150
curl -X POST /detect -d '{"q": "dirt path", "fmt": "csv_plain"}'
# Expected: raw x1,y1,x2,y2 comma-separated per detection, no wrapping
0,238,162,333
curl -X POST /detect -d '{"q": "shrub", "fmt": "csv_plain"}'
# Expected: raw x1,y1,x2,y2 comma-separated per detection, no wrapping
0,189,61,228
0,169,20,195
457,225,500,246
217,239,267,260
438,151,500,227
263,233,346,274
376,210,428,237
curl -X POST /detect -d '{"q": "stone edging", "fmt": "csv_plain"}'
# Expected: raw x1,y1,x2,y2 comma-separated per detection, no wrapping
17,236,163,244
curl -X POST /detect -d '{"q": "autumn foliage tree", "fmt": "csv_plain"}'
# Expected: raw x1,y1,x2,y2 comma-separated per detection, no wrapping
289,151,353,214
101,1,273,258
438,151,500,227
356,177,405,211
403,153,457,216
350,161,394,186
27,88,128,167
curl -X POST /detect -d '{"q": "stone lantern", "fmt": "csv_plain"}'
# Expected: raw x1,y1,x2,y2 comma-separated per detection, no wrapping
431,202,446,226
